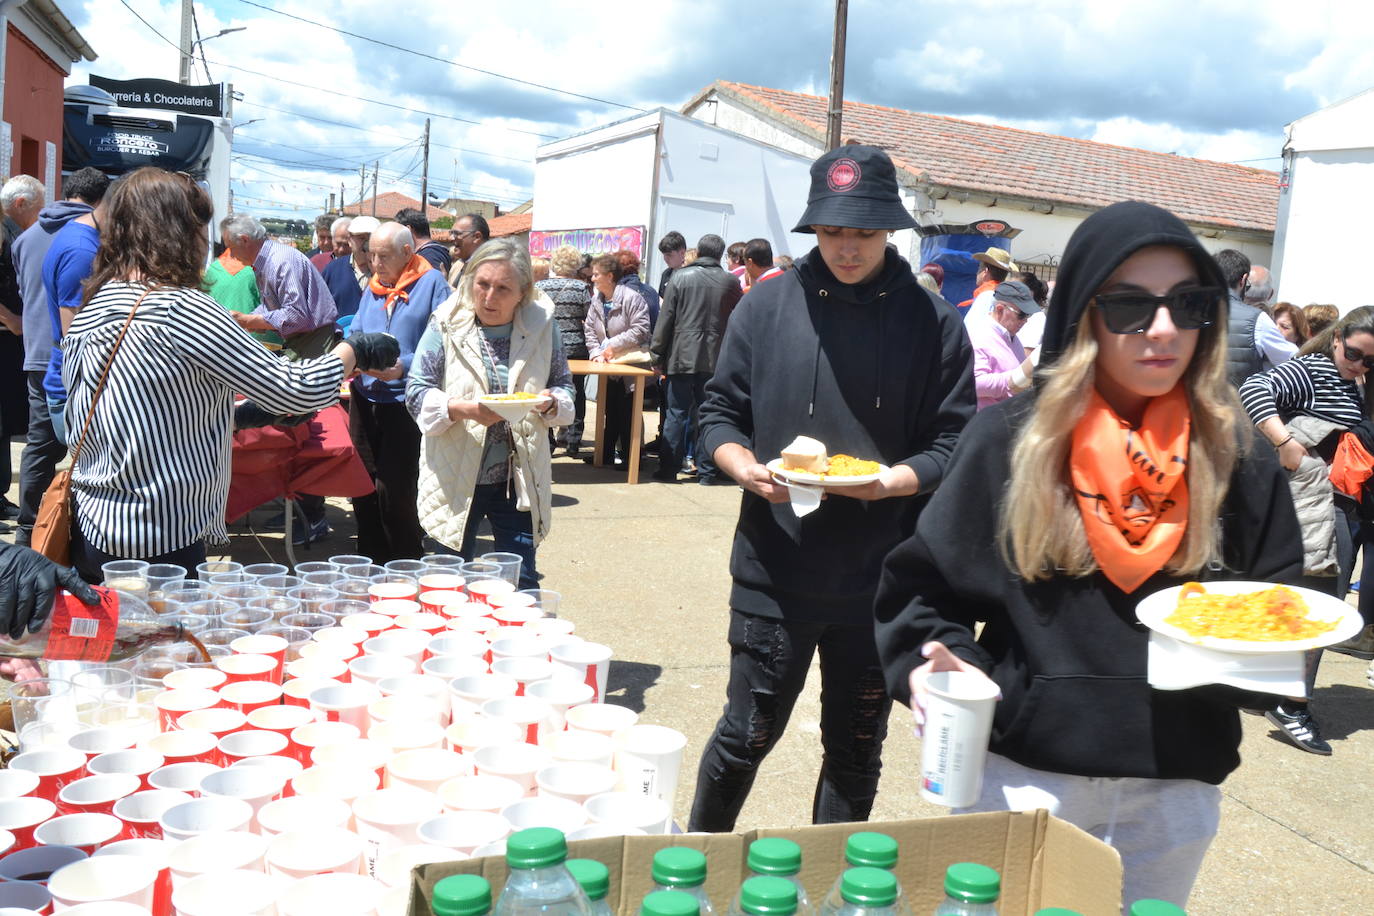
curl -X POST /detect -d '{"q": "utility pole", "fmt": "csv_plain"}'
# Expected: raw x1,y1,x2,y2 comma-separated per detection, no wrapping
825,0,848,150
419,118,431,215
339,183,345,214
371,162,378,217
358,167,365,215
178,0,194,84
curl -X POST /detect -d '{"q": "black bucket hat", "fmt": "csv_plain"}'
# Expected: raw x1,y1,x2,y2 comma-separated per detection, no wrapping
792,145,918,234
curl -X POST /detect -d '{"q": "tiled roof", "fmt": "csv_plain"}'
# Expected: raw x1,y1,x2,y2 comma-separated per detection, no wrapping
700,81,1278,233
342,192,449,222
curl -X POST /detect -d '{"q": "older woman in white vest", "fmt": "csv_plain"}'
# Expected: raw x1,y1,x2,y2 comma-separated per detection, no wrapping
405,239,574,587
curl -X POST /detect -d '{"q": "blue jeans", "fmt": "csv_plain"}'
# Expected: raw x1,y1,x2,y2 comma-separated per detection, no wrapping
659,373,716,477
47,396,67,447
460,483,539,589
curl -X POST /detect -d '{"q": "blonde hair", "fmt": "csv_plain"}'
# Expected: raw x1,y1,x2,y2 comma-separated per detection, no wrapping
683,248,699,265
531,257,550,283
1001,298,1241,581
549,245,581,277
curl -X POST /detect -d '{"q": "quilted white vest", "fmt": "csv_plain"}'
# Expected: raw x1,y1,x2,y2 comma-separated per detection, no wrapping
416,292,556,551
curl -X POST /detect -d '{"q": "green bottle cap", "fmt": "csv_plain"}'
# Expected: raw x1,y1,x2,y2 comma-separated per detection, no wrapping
567,859,610,902
943,863,1000,904
840,867,897,908
431,874,492,916
1034,910,1085,916
504,827,568,869
739,876,798,916
651,848,707,888
641,890,700,916
747,838,802,876
844,832,899,870
1129,901,1187,916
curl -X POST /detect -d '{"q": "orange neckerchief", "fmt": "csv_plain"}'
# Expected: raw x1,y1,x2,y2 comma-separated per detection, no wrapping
369,254,431,314
217,250,247,276
957,278,998,311
1070,385,1191,593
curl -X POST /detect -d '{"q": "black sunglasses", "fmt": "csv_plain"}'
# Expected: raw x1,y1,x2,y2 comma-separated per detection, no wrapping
1092,287,1221,334
1341,338,1374,369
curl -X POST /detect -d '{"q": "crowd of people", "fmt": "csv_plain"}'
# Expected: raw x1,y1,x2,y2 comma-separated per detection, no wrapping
0,138,1367,911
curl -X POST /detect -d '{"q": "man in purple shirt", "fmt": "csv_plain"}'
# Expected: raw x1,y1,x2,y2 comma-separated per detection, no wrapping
967,280,1039,410
223,214,338,358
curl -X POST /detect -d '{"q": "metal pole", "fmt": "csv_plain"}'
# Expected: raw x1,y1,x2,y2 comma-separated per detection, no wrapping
371,162,378,216
358,168,365,215
178,0,194,84
825,0,848,150
419,118,431,214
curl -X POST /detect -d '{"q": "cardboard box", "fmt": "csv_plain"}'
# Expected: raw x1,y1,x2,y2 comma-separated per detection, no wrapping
407,811,1122,916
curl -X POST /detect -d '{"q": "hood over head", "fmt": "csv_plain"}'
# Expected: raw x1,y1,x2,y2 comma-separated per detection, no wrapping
1038,200,1226,371
38,200,93,233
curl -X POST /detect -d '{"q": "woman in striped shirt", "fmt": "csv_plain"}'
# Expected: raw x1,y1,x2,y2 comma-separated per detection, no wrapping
60,168,399,581
1239,305,1374,755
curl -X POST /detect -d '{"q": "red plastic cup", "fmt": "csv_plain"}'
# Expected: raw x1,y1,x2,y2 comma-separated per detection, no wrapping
9,747,87,802
0,796,57,850
112,788,193,840
217,681,283,716
281,676,341,709
246,705,316,758
368,581,418,603
0,769,41,800
288,722,359,766
94,837,173,916
33,811,122,854
67,727,137,762
155,688,220,733
229,634,289,684
216,729,289,765
214,653,278,685
394,613,448,636
176,707,248,745
417,573,465,595
141,729,220,767
86,748,165,792
338,613,393,639
56,773,140,816
466,578,515,608
284,657,349,683
370,599,420,623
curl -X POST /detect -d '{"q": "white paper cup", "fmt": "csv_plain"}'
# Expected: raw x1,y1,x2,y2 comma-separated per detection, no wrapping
33,813,122,854
375,844,464,888
112,789,193,840
284,657,348,683
67,728,136,760
229,755,305,797
488,658,554,698
415,812,511,856
290,765,380,804
394,613,447,636
543,730,615,769
549,642,612,702
487,637,548,664
499,796,586,833
479,697,553,747
471,743,551,794
50,904,151,916
161,670,227,692
309,684,382,733
158,797,253,842
171,868,281,916
370,599,421,621
534,763,619,807
90,837,172,916
216,730,289,766
0,771,40,801
447,675,518,721
245,704,316,742
366,721,446,757
266,826,366,880
425,634,487,660
57,773,141,816
215,682,283,716
339,613,394,639
48,855,158,910
282,676,343,710
418,656,487,684
583,791,671,835
436,774,525,815
140,730,219,768
309,739,390,784
347,655,416,688
276,873,385,916
173,708,246,745
385,749,470,794
367,696,447,735
469,840,506,859
918,670,1000,808
289,722,361,765
443,720,521,757
361,632,428,667
566,823,646,840
612,724,687,805
153,691,219,734
147,763,220,796
197,767,284,830
0,797,57,851
9,747,86,805
167,830,268,888
351,787,442,877
256,794,352,838
564,703,637,738
522,618,575,641
374,674,449,705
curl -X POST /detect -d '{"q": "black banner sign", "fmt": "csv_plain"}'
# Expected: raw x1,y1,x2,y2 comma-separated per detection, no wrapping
89,75,224,118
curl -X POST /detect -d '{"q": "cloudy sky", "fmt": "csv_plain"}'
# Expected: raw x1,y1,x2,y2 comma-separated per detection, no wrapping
71,0,1374,219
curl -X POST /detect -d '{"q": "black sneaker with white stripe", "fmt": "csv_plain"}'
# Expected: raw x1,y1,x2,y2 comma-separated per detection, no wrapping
1265,705,1332,755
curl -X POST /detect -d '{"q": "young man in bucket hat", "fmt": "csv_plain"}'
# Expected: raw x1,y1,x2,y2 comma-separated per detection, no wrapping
688,145,976,829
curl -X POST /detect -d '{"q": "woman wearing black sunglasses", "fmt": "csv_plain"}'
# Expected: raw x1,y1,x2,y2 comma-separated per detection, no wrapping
872,201,1303,910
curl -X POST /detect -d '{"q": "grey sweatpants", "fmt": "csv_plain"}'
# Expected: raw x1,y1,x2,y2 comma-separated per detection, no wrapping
961,753,1222,910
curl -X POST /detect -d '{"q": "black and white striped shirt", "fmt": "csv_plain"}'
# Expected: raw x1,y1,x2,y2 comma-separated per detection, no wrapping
1239,352,1365,428
62,282,345,557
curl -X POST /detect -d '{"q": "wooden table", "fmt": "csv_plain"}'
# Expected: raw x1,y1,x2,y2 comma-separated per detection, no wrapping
568,359,657,484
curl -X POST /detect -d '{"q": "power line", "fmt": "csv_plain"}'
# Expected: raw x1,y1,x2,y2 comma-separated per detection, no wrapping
234,0,644,114
116,0,558,139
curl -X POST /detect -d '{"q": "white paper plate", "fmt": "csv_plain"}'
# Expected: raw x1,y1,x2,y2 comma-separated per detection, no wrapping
477,395,552,422
765,457,886,488
1136,580,1363,655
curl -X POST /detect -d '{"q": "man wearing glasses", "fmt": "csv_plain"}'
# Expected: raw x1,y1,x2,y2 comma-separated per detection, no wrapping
446,213,489,285
967,280,1041,410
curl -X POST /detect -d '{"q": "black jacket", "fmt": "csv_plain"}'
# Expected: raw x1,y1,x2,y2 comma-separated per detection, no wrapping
873,201,1305,784
699,247,976,622
650,257,742,376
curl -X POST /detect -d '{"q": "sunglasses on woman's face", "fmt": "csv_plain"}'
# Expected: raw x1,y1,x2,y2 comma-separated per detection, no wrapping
1092,287,1221,334
1341,339,1374,369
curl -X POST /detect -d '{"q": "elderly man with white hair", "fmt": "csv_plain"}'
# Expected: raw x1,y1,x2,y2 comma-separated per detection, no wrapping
0,175,44,528
222,213,338,359
346,220,451,561
323,215,377,328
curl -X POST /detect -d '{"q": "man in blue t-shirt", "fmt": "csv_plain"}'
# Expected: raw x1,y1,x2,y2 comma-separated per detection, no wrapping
41,200,103,443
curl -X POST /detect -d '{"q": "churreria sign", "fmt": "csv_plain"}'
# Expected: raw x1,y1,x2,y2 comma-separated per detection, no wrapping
88,75,225,118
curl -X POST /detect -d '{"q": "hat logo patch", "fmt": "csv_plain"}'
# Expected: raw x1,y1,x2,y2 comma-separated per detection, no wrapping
827,158,862,192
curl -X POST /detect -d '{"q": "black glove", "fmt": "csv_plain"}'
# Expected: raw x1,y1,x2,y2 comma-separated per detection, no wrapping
350,333,401,373
0,543,99,640
234,400,317,431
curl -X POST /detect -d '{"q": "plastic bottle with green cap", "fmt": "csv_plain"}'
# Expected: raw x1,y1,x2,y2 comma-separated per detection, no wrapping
493,827,592,916
727,838,812,916
643,890,703,916
1128,901,1186,916
567,859,614,916
735,876,799,916
821,833,911,916
433,874,494,916
931,863,1000,916
650,847,716,916
816,867,903,916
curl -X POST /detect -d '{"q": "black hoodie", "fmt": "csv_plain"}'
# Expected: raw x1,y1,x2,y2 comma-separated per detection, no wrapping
699,246,975,623
873,201,1305,784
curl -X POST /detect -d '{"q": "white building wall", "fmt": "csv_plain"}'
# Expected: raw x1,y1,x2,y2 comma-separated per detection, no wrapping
688,95,822,159
1272,148,1374,309
533,128,658,233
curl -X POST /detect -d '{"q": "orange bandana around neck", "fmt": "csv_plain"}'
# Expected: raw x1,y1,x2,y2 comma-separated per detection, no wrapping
218,250,247,275
369,254,431,314
1069,385,1191,593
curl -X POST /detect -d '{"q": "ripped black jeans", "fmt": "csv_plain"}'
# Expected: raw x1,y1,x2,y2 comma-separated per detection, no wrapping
688,610,892,832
